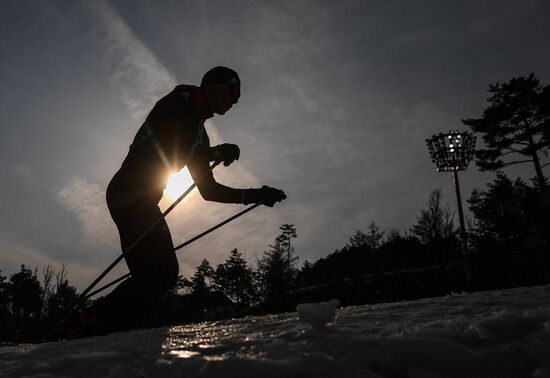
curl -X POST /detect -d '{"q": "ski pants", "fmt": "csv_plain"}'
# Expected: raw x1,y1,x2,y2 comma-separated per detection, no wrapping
100,169,179,321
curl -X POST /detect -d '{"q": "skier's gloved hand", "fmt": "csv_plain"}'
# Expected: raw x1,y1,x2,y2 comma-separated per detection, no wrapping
212,143,240,166
243,185,287,207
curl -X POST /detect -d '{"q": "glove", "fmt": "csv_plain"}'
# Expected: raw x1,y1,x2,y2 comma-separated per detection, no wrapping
243,185,287,207
212,143,240,166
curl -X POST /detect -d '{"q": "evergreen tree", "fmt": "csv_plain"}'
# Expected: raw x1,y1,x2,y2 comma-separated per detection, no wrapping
191,259,215,294
214,249,255,307
346,230,368,249
7,265,43,320
0,271,7,310
0,271,9,336
462,73,550,189
257,225,299,307
4,265,43,341
46,280,77,319
276,224,298,267
295,260,315,289
365,222,385,251
166,275,193,296
468,172,540,256
346,223,384,252
385,229,403,244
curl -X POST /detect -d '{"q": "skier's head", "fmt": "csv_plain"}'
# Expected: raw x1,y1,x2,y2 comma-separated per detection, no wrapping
201,66,241,115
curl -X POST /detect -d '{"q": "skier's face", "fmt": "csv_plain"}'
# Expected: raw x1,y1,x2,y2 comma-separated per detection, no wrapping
206,83,240,115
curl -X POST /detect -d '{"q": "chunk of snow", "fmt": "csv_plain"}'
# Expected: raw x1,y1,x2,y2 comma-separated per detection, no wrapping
297,299,340,329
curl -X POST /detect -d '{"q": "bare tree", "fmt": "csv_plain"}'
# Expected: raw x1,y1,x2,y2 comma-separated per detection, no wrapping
412,189,456,244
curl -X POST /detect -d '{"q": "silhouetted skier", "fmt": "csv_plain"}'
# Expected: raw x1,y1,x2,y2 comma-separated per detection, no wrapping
94,66,286,332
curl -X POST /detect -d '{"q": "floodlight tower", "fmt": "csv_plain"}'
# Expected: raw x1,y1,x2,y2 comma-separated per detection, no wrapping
426,130,476,276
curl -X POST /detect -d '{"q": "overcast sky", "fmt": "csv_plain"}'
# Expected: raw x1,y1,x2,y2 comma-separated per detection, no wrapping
1,0,549,290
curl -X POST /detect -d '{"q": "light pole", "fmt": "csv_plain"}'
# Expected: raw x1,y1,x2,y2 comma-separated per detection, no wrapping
426,130,476,277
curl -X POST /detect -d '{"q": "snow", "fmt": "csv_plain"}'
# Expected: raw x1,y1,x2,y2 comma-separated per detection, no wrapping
2,285,550,378
297,299,340,330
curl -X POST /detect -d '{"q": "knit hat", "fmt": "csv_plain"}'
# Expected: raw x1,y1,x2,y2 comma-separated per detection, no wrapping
200,66,240,89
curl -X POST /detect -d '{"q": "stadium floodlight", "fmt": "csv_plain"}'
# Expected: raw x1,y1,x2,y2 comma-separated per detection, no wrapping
426,130,476,279
426,130,476,172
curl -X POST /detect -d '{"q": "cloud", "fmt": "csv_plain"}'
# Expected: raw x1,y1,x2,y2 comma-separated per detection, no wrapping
85,1,176,122
55,176,118,250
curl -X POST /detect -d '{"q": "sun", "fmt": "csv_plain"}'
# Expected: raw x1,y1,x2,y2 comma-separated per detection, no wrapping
163,168,194,201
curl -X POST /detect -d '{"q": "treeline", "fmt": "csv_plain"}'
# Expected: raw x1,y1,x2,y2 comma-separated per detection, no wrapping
179,175,549,314
165,224,301,315
178,210,460,314
0,265,78,342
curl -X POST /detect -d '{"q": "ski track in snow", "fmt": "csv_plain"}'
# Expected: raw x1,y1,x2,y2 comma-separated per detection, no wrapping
1,285,550,378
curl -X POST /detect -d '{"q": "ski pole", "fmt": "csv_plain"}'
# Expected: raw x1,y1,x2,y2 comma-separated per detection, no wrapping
84,202,262,299
175,203,261,251
44,161,220,339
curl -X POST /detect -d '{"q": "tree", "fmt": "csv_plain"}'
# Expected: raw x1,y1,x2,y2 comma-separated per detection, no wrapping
346,223,385,252
191,259,215,294
385,229,403,244
41,265,55,312
411,189,455,244
7,265,43,320
47,280,77,319
214,249,256,307
257,225,299,307
365,222,385,251
39,264,78,319
465,172,550,287
3,265,44,341
462,73,550,189
166,275,193,296
45,266,78,319
0,270,8,322
468,172,541,256
275,224,299,292
0,271,10,340
346,230,368,249
276,224,298,268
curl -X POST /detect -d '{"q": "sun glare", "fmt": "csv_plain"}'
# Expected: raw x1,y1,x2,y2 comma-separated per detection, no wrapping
163,168,194,201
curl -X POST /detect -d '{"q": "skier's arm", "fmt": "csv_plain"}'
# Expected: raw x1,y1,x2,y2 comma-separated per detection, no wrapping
187,149,287,206
187,150,245,204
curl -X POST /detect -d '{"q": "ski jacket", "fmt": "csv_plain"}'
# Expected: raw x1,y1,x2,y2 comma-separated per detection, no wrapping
109,85,244,207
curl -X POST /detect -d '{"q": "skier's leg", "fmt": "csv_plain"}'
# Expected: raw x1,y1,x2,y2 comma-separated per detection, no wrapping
94,209,178,331
97,180,179,330
106,172,179,297
122,207,179,298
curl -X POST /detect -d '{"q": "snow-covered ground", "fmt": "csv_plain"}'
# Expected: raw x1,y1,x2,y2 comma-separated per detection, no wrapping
1,285,550,378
